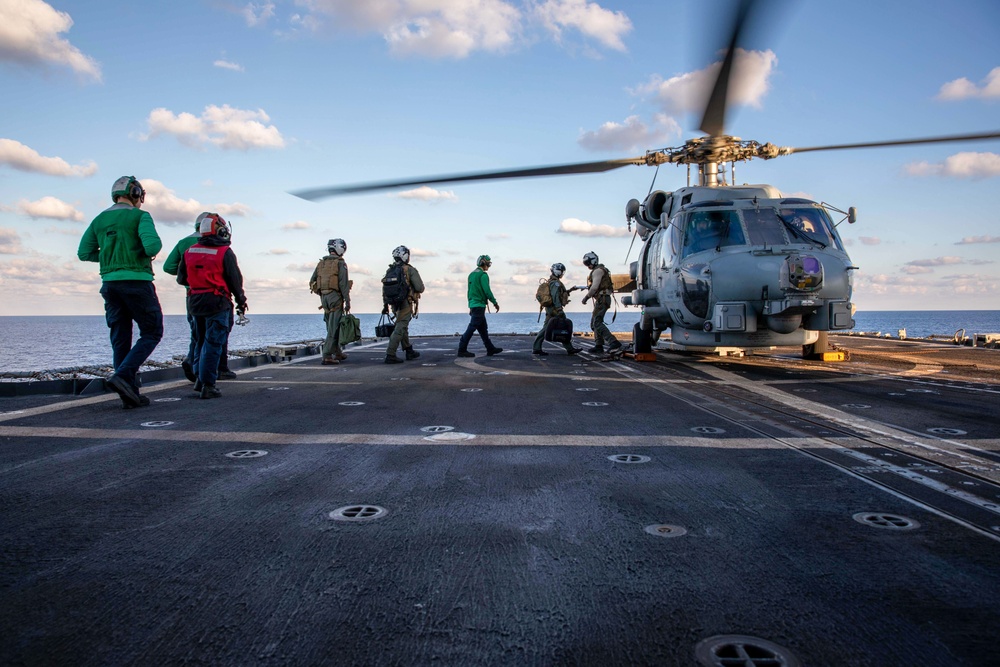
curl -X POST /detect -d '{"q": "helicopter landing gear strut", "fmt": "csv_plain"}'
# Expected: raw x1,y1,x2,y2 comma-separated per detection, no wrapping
802,331,848,362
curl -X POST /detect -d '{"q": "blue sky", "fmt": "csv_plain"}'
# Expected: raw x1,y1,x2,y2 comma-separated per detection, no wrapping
1,0,998,317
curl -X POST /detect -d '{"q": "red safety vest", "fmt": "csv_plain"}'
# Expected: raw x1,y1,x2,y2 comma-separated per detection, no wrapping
184,244,230,298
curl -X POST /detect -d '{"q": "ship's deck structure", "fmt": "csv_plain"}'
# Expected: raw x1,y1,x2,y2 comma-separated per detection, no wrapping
2,335,999,666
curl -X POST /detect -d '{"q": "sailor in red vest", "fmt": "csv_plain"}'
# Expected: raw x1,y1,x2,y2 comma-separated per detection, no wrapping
176,213,248,399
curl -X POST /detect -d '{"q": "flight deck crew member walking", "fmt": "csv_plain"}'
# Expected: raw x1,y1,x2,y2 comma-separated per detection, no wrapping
383,245,425,364
457,254,503,358
532,263,582,356
310,238,351,365
163,215,238,382
581,251,621,354
78,176,163,409
177,214,248,399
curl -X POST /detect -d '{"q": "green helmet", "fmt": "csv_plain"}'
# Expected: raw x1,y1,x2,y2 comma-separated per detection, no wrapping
477,254,492,268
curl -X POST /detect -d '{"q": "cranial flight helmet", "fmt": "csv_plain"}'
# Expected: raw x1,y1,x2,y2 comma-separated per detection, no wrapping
582,251,599,268
550,262,566,278
111,175,145,204
477,254,492,268
392,245,410,263
328,238,347,256
198,212,231,240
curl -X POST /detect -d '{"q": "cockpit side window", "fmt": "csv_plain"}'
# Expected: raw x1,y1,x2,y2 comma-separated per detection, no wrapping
681,209,746,257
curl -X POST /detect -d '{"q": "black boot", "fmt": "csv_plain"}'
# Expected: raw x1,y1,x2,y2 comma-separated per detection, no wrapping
404,346,420,360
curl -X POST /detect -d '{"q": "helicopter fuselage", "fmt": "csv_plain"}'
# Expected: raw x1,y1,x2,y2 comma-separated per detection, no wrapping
623,185,856,349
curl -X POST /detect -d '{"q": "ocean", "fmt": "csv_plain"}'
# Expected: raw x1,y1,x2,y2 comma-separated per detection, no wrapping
1,310,998,374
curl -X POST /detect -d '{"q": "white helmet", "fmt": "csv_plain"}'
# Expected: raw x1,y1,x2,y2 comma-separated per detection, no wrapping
392,245,410,263
583,251,599,268
550,262,566,278
328,238,347,256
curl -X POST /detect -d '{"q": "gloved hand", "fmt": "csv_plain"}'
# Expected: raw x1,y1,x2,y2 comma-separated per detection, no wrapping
493,302,500,312
237,302,248,316
382,305,389,315
345,302,351,313
581,296,589,305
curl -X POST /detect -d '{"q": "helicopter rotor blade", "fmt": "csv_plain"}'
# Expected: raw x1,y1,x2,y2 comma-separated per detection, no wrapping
781,130,1000,155
698,0,757,138
290,157,646,200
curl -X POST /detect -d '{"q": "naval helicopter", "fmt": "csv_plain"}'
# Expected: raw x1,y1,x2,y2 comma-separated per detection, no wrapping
290,1,1000,358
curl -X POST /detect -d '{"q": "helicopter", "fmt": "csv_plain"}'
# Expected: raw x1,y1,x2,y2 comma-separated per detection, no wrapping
290,0,1000,359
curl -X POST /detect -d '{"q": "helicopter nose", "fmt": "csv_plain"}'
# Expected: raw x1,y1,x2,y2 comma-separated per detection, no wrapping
785,254,823,291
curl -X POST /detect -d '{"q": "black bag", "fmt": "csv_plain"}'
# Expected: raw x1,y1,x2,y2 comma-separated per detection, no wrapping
375,313,395,339
382,263,408,308
545,316,573,344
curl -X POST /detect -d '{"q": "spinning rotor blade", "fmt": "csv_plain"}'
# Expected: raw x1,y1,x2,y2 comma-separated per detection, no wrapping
290,157,645,200
698,0,757,137
781,130,1000,155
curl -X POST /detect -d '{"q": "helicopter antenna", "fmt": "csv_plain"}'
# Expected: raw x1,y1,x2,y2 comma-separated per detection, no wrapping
646,164,660,196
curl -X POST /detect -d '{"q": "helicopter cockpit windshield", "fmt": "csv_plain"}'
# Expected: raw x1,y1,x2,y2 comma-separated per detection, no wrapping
681,208,746,257
775,206,842,249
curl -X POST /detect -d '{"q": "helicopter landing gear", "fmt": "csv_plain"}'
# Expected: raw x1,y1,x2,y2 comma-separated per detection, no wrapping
631,323,657,361
803,331,848,362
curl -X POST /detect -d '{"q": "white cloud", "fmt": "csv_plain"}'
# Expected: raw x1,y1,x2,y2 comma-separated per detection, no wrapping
141,179,251,225
858,236,881,246
0,138,97,177
394,186,459,202
348,263,372,276
448,261,471,273
486,233,509,241
243,2,276,27
301,0,521,58
636,48,778,118
143,105,286,151
936,67,1000,100
286,262,316,272
264,248,291,255
282,220,311,230
533,0,632,52
903,152,1000,179
213,59,245,72
410,247,439,257
0,0,101,80
904,257,964,273
17,196,83,221
956,235,1000,245
901,265,934,275
556,217,630,237
0,227,23,254
578,113,680,152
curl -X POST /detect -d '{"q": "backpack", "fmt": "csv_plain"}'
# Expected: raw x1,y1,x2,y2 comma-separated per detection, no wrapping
535,279,553,308
382,262,409,308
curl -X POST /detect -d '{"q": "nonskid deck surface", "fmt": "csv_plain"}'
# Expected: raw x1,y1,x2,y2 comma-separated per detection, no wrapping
2,335,999,666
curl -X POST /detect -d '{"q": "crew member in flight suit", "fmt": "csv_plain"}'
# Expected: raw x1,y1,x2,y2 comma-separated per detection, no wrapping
384,245,425,364
581,251,622,355
532,263,582,356
310,238,351,365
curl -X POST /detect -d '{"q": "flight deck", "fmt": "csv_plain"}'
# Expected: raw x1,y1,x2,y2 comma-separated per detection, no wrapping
2,335,999,666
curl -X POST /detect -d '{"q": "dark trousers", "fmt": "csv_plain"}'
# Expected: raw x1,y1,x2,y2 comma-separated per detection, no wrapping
100,280,163,388
459,307,498,353
193,308,233,386
186,311,231,371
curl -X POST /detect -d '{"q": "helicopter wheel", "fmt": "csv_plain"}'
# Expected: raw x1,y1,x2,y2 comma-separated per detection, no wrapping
633,322,654,354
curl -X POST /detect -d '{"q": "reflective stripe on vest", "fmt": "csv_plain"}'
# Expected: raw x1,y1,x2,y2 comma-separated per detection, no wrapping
185,245,230,298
